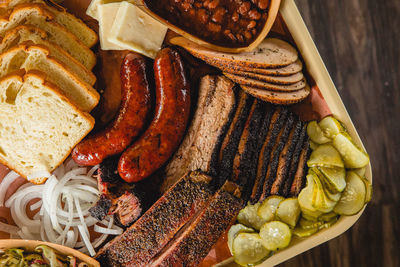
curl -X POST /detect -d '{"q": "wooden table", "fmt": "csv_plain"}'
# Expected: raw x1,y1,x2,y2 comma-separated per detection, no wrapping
279,1,400,266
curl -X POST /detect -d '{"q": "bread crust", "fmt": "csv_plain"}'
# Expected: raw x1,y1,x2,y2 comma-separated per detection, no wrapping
0,69,94,184
0,43,100,111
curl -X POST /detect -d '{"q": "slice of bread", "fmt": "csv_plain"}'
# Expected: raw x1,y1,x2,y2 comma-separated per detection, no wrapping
0,4,96,69
0,1,98,47
0,70,94,183
0,44,100,112
0,26,96,83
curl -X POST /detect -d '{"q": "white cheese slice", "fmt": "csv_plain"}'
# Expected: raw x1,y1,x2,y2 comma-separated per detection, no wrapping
108,2,168,58
86,0,134,20
98,3,125,50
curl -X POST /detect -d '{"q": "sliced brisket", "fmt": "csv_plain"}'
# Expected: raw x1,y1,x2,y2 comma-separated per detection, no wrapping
290,137,311,196
270,120,303,195
250,108,289,203
95,171,214,267
149,181,244,267
259,113,296,201
281,124,307,197
163,75,237,191
217,92,254,188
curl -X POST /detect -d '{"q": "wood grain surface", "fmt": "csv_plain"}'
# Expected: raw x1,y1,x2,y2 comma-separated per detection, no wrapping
279,0,400,266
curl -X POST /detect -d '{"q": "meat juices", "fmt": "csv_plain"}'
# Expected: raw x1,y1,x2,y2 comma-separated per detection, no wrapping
118,48,191,183
95,171,214,266
72,53,152,166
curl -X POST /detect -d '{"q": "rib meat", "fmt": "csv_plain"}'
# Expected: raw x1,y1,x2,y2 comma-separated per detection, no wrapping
95,171,214,267
162,75,237,191
149,181,244,267
290,137,311,196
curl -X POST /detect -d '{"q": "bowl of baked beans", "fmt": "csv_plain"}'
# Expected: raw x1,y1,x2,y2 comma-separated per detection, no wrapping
136,0,281,53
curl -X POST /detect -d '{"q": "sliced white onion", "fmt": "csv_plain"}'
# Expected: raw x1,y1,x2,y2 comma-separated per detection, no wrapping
0,171,20,206
2,158,121,256
78,225,95,256
0,221,19,234
94,225,123,235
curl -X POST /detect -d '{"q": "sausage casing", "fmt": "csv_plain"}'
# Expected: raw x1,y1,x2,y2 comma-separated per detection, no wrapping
118,48,191,183
72,53,152,166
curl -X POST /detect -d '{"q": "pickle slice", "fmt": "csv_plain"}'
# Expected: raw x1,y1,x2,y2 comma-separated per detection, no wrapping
228,224,255,254
334,171,366,215
298,175,317,213
259,221,292,251
333,133,369,168
318,116,345,138
299,217,324,229
301,209,322,221
257,196,285,223
232,233,270,266
319,211,338,222
352,167,366,177
361,177,373,203
307,121,331,144
293,225,318,238
312,174,337,213
307,144,344,168
318,166,346,193
318,217,338,230
238,203,266,230
276,198,301,228
310,140,319,151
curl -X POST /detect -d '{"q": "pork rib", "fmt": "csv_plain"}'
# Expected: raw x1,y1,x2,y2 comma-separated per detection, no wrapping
95,171,214,266
149,181,245,267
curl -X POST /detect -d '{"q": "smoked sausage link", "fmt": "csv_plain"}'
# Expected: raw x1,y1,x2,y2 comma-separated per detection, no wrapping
118,48,191,183
72,53,152,166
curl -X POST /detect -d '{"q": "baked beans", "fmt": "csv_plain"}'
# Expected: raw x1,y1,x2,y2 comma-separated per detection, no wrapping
144,0,270,47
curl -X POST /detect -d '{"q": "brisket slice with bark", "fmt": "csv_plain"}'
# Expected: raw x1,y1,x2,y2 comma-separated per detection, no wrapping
95,171,214,267
149,181,245,267
290,137,311,196
270,120,303,195
163,75,237,192
281,124,307,197
251,108,289,203
217,92,254,188
89,156,160,226
259,114,296,201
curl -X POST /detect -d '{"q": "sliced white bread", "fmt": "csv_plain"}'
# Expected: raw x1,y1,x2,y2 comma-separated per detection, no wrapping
0,69,94,184
225,70,304,85
171,36,299,68
224,72,307,92
0,1,97,47
242,85,311,105
0,44,100,112
211,59,304,76
0,4,96,69
0,35,96,85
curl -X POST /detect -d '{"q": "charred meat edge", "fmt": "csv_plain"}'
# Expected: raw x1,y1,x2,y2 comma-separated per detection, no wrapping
281,124,307,197
217,92,254,188
95,171,214,267
259,113,296,202
163,75,237,191
270,120,303,195
250,108,289,203
149,181,245,267
290,138,311,196
232,100,266,200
